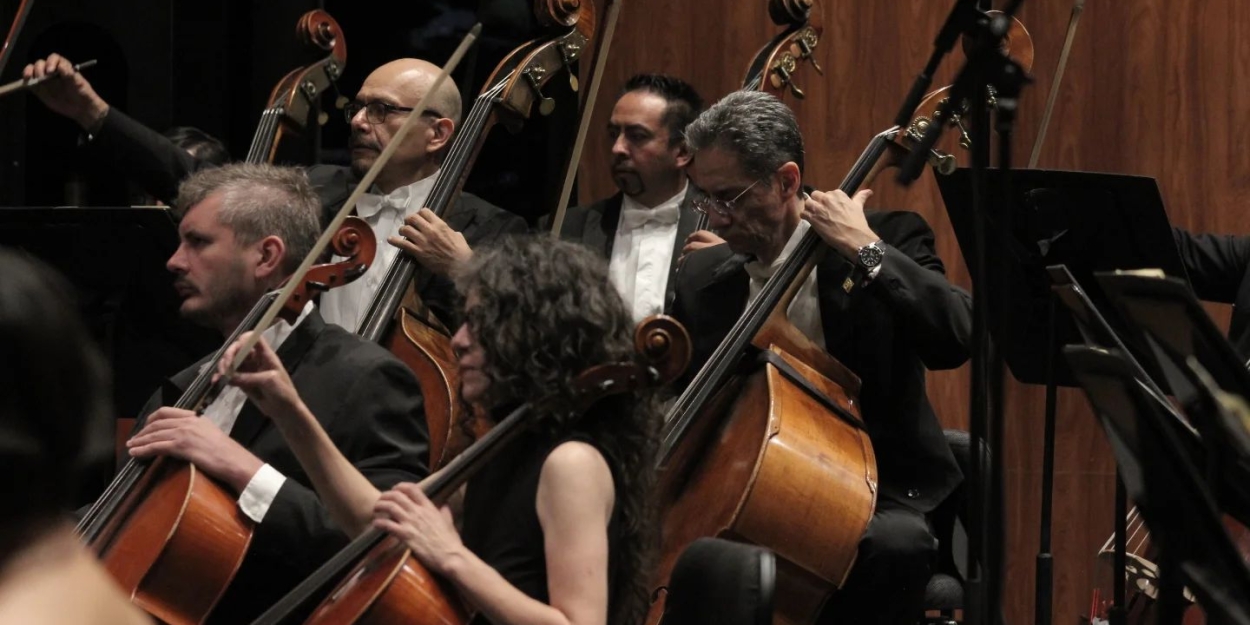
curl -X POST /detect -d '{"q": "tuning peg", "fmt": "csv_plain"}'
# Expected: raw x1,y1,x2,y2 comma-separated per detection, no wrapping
789,81,806,99
930,150,957,175
318,111,330,126
794,29,824,75
569,73,579,93
524,66,557,116
335,95,348,110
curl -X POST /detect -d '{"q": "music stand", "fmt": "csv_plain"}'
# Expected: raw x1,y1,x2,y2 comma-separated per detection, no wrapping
936,169,1188,385
1064,345,1250,625
0,207,217,423
935,168,1189,622
1095,271,1250,521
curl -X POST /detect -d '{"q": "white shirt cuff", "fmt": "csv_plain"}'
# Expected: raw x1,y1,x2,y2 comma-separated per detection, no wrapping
864,263,884,283
237,463,287,523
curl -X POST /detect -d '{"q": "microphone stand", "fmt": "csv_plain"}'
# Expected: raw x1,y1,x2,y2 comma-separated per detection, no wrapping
894,3,1032,625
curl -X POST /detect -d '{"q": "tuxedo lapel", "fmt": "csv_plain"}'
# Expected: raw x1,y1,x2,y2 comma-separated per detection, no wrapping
228,311,328,448
585,194,623,260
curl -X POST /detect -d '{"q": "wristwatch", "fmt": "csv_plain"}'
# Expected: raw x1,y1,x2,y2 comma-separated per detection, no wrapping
857,240,885,271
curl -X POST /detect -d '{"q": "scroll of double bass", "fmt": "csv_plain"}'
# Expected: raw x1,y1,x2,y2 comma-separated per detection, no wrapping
246,10,347,164
354,1,597,469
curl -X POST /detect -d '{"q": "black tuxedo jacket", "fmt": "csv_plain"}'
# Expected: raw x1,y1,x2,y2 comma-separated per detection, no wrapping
137,309,429,624
669,210,971,512
92,109,528,326
1173,228,1250,357
545,189,701,312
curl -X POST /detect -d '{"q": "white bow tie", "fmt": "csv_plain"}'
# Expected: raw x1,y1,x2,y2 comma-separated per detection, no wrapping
619,204,680,231
356,191,409,218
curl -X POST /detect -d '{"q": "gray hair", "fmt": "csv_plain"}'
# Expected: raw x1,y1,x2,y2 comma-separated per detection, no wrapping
683,90,805,178
173,163,321,275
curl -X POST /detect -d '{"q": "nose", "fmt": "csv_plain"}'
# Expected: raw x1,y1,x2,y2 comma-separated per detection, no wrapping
167,243,188,274
450,323,471,354
611,133,630,158
349,105,371,134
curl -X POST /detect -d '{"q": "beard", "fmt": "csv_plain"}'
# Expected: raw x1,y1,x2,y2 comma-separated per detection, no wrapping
612,170,645,197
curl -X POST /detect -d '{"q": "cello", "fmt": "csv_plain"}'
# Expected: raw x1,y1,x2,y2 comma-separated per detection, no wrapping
76,217,377,625
251,314,691,625
353,0,596,469
246,10,347,165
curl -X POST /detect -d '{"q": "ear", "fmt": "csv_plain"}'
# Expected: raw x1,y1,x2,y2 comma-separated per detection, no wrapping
673,141,693,169
777,161,802,199
426,117,456,154
254,235,287,282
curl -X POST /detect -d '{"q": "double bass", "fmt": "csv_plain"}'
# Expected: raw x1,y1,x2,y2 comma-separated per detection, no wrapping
246,10,348,165
353,0,595,469
76,219,377,625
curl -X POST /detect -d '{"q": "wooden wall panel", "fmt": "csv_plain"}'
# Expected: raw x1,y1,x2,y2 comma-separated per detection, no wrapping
574,0,1250,622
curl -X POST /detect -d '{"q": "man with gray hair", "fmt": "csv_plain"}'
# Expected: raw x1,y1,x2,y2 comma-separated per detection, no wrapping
668,90,972,624
124,163,429,624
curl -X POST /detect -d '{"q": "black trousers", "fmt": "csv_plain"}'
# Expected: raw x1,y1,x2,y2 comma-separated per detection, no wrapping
815,499,938,625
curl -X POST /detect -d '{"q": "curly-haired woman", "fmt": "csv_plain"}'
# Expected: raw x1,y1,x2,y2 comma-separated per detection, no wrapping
221,235,659,625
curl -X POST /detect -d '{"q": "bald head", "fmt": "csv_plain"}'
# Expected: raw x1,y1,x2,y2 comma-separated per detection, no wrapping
364,58,462,125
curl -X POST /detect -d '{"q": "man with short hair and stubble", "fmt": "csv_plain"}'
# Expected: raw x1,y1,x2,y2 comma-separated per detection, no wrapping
123,163,429,624
551,73,723,320
23,54,526,331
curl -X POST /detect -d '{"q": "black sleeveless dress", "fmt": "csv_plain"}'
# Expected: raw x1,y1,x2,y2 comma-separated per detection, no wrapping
460,427,622,624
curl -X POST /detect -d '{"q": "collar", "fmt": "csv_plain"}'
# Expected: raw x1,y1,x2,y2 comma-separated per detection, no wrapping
743,219,811,284
618,182,688,231
355,170,440,218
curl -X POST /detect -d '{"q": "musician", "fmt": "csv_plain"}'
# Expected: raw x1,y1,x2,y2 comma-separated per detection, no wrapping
124,163,429,624
220,236,658,625
549,74,713,319
671,91,972,624
0,250,150,625
22,53,525,330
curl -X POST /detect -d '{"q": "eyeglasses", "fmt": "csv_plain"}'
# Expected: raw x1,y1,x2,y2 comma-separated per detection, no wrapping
690,177,766,217
344,100,442,125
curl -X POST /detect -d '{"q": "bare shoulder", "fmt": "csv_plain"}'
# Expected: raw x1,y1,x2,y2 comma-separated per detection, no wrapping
537,441,615,522
541,441,613,488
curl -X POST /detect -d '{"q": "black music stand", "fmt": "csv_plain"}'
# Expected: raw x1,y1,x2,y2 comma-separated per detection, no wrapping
935,169,1188,624
936,169,1187,385
1064,345,1250,624
0,207,218,484
1095,271,1250,521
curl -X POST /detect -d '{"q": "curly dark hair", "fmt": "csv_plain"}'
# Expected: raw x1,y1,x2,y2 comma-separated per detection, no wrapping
454,235,659,625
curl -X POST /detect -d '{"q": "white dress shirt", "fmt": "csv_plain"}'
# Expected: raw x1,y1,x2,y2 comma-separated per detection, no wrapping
198,302,313,523
744,219,827,350
608,184,686,321
320,173,439,333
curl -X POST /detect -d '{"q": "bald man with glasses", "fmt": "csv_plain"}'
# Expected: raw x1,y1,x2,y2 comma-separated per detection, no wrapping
23,54,525,331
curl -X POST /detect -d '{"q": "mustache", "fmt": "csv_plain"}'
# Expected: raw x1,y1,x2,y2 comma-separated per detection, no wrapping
349,136,381,151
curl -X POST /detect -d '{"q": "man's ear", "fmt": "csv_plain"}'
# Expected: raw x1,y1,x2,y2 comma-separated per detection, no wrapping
255,235,287,282
674,140,693,169
777,161,802,199
426,118,456,154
